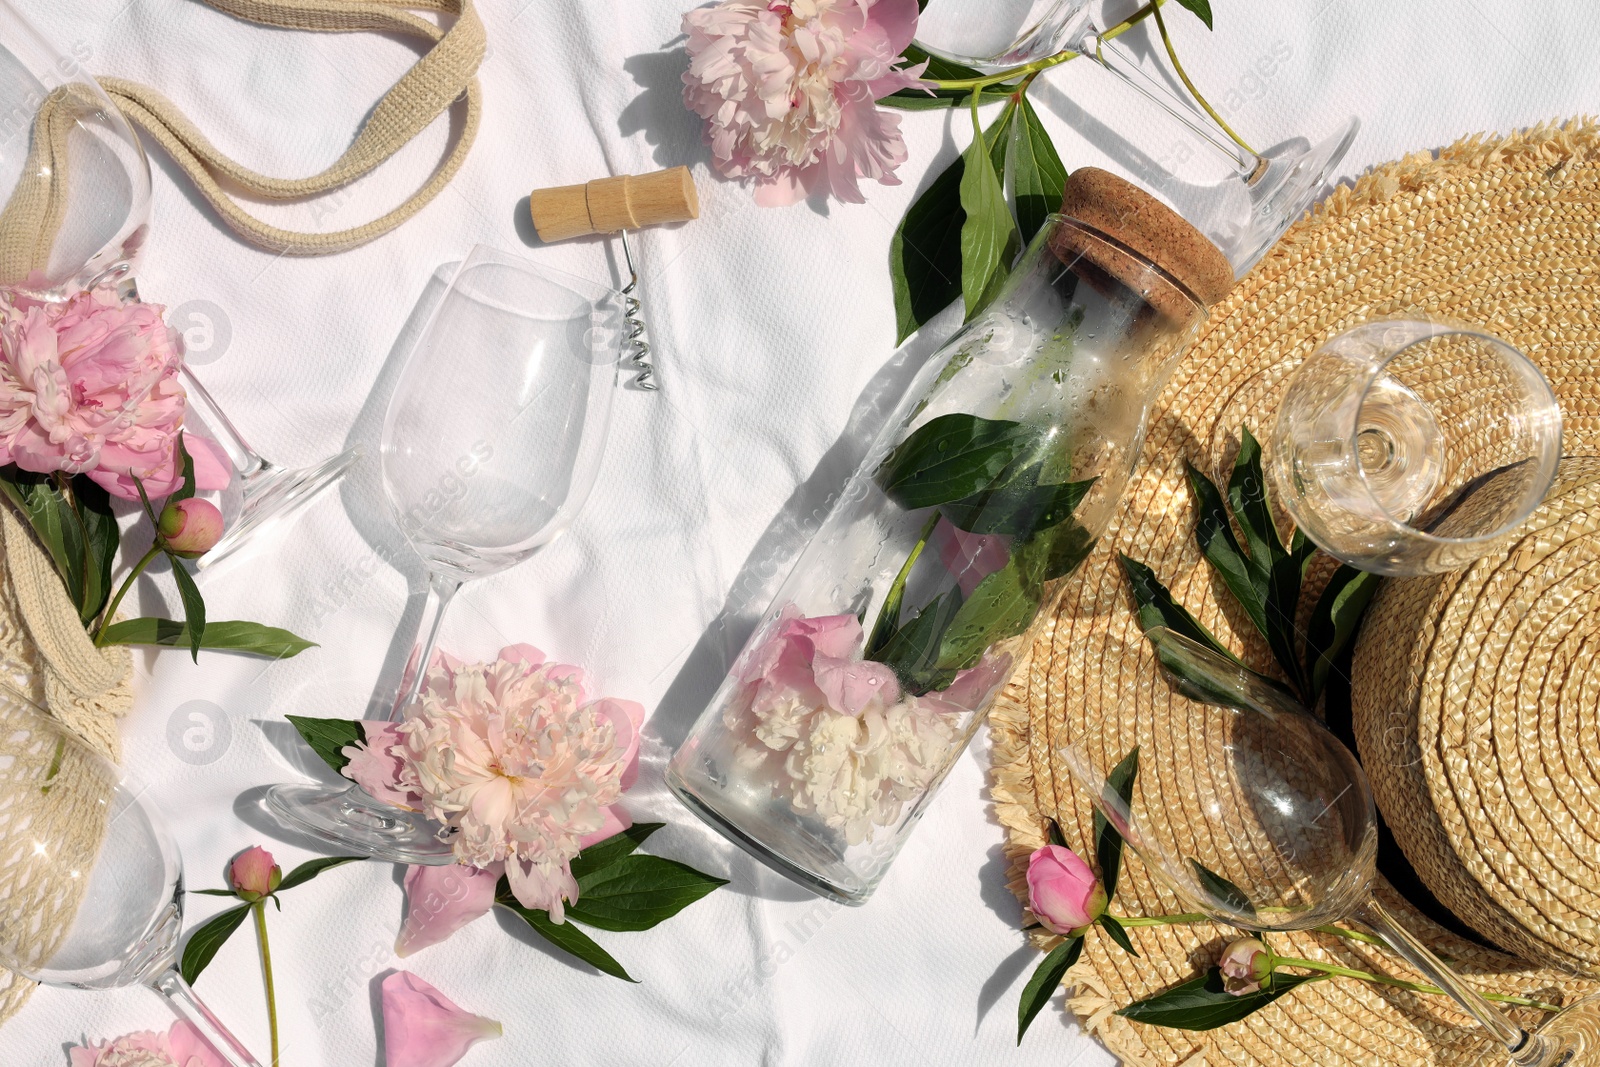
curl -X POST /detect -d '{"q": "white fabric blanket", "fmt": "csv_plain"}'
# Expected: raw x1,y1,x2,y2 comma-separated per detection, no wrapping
5,0,1600,1063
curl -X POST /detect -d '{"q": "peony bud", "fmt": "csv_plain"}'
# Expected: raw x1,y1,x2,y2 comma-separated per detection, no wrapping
159,498,224,558
228,845,282,903
1026,844,1107,936
1218,937,1275,996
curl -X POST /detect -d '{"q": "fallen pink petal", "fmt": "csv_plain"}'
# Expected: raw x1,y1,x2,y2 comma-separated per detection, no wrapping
382,971,502,1067
396,863,501,958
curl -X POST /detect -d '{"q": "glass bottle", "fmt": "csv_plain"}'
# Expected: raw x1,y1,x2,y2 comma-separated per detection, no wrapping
668,174,1224,903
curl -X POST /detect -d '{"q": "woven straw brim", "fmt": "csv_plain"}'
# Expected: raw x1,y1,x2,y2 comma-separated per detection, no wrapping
989,118,1600,1066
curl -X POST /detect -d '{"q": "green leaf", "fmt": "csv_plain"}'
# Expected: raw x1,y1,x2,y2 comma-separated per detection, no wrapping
1119,555,1243,666
275,855,365,893
191,888,238,897
866,513,940,659
937,553,1040,671
880,85,1014,111
1027,515,1097,583
1186,461,1265,636
1188,858,1256,918
180,902,252,984
0,468,86,609
1095,747,1139,902
1304,566,1379,704
71,476,118,627
569,823,664,882
167,557,206,662
874,588,963,693
98,618,315,659
1011,95,1069,243
1097,913,1138,956
170,434,197,504
1174,0,1215,30
959,97,1020,319
1228,428,1286,582
1117,969,1325,1031
496,891,634,982
940,466,1093,537
1046,818,1067,848
889,100,1018,341
876,413,1034,510
565,854,728,932
1017,935,1084,1043
285,715,366,774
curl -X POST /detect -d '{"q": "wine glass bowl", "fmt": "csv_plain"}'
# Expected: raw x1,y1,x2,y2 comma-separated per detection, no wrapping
1269,319,1562,575
0,685,262,1065
1062,626,1377,932
914,0,1091,71
0,0,151,297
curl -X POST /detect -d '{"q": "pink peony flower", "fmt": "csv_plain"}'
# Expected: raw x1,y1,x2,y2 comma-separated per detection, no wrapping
934,518,1011,597
682,0,930,206
69,1020,226,1067
227,845,281,902
160,497,225,558
0,287,230,500
1026,844,1106,936
342,644,644,922
738,607,902,730
1218,937,1275,996
381,971,501,1067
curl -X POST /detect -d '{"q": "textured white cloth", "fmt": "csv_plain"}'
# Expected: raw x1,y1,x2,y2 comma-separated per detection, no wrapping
5,1,1600,1064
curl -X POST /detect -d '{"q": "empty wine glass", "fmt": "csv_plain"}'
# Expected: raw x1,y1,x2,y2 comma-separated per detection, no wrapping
914,0,1358,275
1268,319,1562,576
1062,625,1600,1065
265,244,622,863
0,1,357,568
0,684,264,1066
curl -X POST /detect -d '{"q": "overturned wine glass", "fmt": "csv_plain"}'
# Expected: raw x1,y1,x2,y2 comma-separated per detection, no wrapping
0,1,357,568
914,0,1358,275
1060,625,1600,1065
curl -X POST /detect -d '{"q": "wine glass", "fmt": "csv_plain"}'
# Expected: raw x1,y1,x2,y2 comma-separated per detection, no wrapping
1268,319,1562,576
0,684,264,1066
265,244,622,863
1061,624,1600,1065
0,0,357,568
914,0,1358,275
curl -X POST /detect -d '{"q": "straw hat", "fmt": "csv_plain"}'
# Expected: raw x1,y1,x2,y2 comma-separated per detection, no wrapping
988,118,1600,1066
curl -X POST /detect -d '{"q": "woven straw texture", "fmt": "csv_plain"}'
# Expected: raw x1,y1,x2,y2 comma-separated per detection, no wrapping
1354,457,1600,977
988,119,1600,1066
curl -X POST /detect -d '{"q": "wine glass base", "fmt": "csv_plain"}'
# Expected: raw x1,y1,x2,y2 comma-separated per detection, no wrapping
1533,993,1600,1065
200,448,360,569
264,782,457,865
1236,116,1360,274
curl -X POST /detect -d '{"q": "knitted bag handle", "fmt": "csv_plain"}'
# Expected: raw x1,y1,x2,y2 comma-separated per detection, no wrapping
15,0,484,260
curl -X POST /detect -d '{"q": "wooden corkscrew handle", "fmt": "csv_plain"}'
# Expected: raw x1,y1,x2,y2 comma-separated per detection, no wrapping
528,166,700,242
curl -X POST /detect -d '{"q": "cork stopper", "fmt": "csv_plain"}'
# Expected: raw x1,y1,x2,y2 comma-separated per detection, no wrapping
528,167,700,243
1053,167,1233,309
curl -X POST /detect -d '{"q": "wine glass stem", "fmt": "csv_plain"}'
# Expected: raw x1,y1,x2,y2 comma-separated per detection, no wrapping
388,570,463,721
180,366,266,477
1085,34,1259,177
149,966,266,1067
1355,897,1554,1065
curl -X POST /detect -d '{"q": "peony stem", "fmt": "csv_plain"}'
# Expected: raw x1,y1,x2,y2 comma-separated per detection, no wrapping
1273,955,1562,1014
929,0,1169,91
253,901,280,1067
94,544,162,644
1115,912,1209,927
1148,1,1257,156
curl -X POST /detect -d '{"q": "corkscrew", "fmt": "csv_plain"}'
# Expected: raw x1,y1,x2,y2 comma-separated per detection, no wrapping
528,167,700,391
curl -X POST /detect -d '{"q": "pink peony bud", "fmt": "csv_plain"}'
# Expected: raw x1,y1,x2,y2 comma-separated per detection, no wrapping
1026,844,1107,936
382,971,502,1067
1218,937,1275,996
159,497,225,558
228,845,281,903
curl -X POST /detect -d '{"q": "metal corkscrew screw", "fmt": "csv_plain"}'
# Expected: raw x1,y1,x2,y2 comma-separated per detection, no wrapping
618,230,655,390
527,167,699,392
